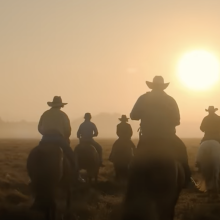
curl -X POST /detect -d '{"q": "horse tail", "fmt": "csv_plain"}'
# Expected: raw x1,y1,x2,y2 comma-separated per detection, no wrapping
196,156,217,192
122,156,182,220
27,144,63,209
76,144,99,181
195,140,220,193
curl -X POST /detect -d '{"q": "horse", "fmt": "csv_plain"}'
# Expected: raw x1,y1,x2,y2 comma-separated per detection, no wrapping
121,139,185,220
27,143,75,220
109,139,135,182
74,140,100,184
195,140,220,198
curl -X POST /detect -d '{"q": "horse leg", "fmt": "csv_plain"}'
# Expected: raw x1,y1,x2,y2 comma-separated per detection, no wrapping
46,202,56,220
114,164,120,182
66,187,72,210
169,195,179,220
47,197,56,220
87,171,92,186
213,172,219,198
95,172,98,184
30,199,38,211
123,165,128,181
31,196,54,220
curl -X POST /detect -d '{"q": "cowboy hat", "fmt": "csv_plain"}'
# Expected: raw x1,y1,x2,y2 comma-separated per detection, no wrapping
119,115,129,121
146,76,169,90
205,106,218,112
47,96,67,107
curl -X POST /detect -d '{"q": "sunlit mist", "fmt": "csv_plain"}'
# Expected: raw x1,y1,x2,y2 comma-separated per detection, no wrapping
178,50,220,90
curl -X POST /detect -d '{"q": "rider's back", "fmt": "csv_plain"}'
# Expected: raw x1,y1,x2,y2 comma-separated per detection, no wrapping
117,122,132,139
38,108,71,138
200,114,220,138
77,121,97,140
132,91,180,138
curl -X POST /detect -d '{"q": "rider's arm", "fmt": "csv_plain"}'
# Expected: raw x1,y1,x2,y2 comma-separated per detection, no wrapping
77,125,82,138
130,95,145,120
128,124,133,138
63,114,71,138
172,99,180,126
93,124,98,137
38,114,44,135
200,118,206,132
116,124,120,137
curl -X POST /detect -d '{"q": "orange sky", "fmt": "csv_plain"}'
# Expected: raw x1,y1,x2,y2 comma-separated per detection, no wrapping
0,1,220,137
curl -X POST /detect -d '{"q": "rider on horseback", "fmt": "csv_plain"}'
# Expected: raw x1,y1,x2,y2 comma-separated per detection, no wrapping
109,115,136,162
196,106,220,170
38,96,85,183
130,76,192,188
200,106,220,143
76,113,104,167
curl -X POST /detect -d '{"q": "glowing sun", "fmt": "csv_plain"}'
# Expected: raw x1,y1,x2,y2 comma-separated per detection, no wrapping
178,50,220,90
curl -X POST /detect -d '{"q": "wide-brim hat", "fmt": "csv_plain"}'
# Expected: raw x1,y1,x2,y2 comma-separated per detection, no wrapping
47,96,67,107
119,115,129,121
146,76,169,90
205,106,218,112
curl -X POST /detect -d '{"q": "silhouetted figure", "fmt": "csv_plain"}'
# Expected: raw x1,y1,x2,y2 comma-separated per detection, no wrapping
76,113,104,167
109,115,136,162
200,106,220,143
38,96,85,183
130,76,191,187
109,115,136,181
117,115,135,141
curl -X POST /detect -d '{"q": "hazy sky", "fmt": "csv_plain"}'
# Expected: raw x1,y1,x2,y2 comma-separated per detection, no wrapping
1,0,220,133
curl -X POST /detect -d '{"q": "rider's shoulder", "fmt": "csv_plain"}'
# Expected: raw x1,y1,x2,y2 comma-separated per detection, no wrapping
201,115,209,121
59,109,68,116
90,121,97,127
58,110,70,120
137,92,151,100
41,109,51,116
164,93,178,103
82,121,96,126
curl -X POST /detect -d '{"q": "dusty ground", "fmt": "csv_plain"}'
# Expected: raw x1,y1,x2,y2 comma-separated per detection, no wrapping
0,138,219,220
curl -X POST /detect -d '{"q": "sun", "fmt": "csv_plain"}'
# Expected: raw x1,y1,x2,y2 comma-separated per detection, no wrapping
177,50,220,90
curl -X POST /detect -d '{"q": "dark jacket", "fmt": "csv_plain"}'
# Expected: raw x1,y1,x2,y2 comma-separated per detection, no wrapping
117,122,133,139
130,90,180,138
200,113,220,139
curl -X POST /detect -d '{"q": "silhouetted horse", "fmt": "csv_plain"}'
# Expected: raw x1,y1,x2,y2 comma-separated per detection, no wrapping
195,140,220,198
27,143,74,220
109,139,134,182
75,141,100,184
122,139,185,220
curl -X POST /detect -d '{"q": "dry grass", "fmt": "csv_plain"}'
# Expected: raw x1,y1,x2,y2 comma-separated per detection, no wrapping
0,138,219,220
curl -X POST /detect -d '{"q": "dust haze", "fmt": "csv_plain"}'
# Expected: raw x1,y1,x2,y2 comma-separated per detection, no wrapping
0,113,202,139
1,0,220,135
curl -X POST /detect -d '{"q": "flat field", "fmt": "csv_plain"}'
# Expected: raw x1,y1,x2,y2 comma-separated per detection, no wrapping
0,138,219,220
